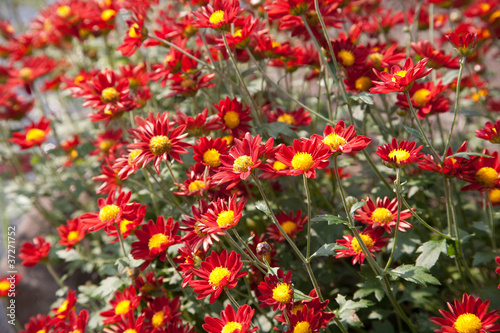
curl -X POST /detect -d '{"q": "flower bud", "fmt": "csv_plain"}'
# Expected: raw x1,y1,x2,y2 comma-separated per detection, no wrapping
345,196,358,212
256,242,272,256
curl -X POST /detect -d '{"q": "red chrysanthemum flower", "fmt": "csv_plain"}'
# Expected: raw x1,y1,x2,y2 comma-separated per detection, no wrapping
257,269,293,311
0,89,34,120
173,108,222,137
57,217,87,250
181,199,220,252
218,15,260,50
143,296,182,331
476,120,500,144
446,32,479,57
19,235,51,268
355,196,413,233
7,55,56,94
430,294,500,333
275,137,332,178
204,304,257,333
0,274,20,297
344,68,375,93
312,121,371,155
461,150,500,192
103,310,145,333
93,157,123,195
376,138,424,168
329,38,369,71
134,272,166,301
366,44,406,71
411,41,460,69
79,190,139,232
193,0,243,31
174,163,216,197
167,71,216,98
105,204,146,244
61,309,89,333
116,7,147,56
335,228,389,265
20,314,51,333
418,141,470,178
9,116,50,150
89,128,127,161
51,290,77,323
128,112,191,174
370,58,433,94
200,194,247,235
216,97,253,138
131,216,182,271
193,137,230,170
100,286,141,325
396,80,450,119
190,249,248,304
266,209,308,242
266,107,312,130
213,132,274,189
285,305,324,333
115,148,143,180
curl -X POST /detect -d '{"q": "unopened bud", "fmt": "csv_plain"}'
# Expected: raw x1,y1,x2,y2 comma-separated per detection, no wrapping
256,242,272,256
345,196,358,212
128,267,140,279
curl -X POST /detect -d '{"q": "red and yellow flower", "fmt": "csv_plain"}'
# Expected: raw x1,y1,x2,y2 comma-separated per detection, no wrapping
100,286,141,325
418,141,470,178
19,235,51,268
275,137,331,178
216,97,253,138
335,228,389,265
355,196,413,233
203,304,257,333
257,269,293,311
430,294,500,333
376,138,424,168
266,209,308,242
57,217,87,250
396,80,450,119
131,216,181,271
312,121,371,155
476,120,500,144
461,150,500,192
193,137,229,170
200,194,247,235
190,250,248,304
370,58,432,94
9,116,50,150
193,0,243,31
446,32,478,57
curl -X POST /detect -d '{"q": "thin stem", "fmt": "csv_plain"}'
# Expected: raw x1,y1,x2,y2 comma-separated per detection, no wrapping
225,287,240,308
400,197,453,240
46,262,65,289
383,168,402,272
115,224,129,260
486,194,498,255
362,150,393,192
404,91,441,161
225,231,268,275
145,167,188,215
232,229,269,273
303,175,313,259
442,57,466,159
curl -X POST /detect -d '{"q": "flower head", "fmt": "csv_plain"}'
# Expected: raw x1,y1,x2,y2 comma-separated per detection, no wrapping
430,294,500,333
257,269,293,311
370,58,432,94
376,138,424,168
100,286,141,325
203,304,257,333
275,137,331,178
266,210,308,242
446,32,478,57
476,120,500,144
335,228,389,265
9,116,50,150
190,250,248,304
19,235,51,267
216,97,253,138
57,217,87,250
200,194,247,235
461,150,500,192
355,196,413,233
312,121,371,155
193,0,243,31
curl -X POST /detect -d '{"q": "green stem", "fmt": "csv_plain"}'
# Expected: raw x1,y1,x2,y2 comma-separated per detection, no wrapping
442,56,466,158
145,166,188,215
224,287,240,308
486,194,498,255
303,175,313,259
400,197,453,240
115,224,129,260
383,168,402,272
46,262,65,289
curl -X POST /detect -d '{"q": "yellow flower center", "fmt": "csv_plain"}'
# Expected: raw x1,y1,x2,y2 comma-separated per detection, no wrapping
224,111,240,129
481,3,491,11
222,135,234,145
57,5,71,18
216,210,235,228
475,167,499,186
323,133,347,151
208,266,231,288
338,49,355,67
392,70,407,82
101,9,116,21
98,204,120,222
123,330,137,333
74,75,84,85
99,139,114,152
351,234,375,253
19,67,33,81
388,149,411,163
454,313,483,333
272,282,292,303
221,321,242,333
368,52,383,67
280,221,297,235
69,330,81,333
355,76,372,91
120,219,133,233
129,23,140,38
101,87,120,103
148,233,169,251
188,180,206,192
152,310,164,327
293,321,311,333
115,300,130,315
209,10,225,25
233,155,253,172
291,152,314,171
67,231,80,242
489,188,500,203
472,89,488,102
149,135,172,156
273,161,287,171
26,128,46,142
36,330,46,333
233,29,242,38
69,149,78,160
128,149,142,165
57,300,69,317
412,88,431,106
371,208,393,224
203,148,221,167
277,114,295,125
0,280,10,291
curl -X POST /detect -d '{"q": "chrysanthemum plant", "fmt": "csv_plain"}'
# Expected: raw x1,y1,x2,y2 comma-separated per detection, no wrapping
2,0,500,332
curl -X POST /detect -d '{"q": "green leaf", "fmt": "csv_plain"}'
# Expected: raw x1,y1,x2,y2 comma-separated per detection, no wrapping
473,251,496,266
336,294,373,328
350,201,367,216
355,277,384,302
447,152,494,160
93,276,125,299
415,239,447,269
472,221,490,233
56,249,82,262
350,92,374,105
294,289,313,302
402,125,424,140
389,264,440,286
311,214,348,225
255,201,272,217
310,243,344,260
258,122,298,139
